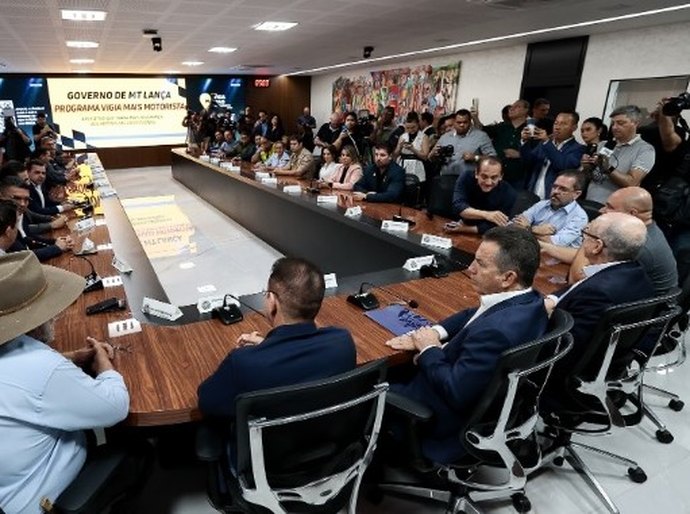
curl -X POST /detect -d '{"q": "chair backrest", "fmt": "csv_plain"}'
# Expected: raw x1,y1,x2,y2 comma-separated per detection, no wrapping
461,309,574,463
234,359,388,513
577,198,603,222
509,190,540,218
427,174,458,219
571,289,681,384
402,173,421,207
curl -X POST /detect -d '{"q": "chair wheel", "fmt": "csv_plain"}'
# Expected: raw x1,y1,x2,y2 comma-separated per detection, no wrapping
511,493,531,512
628,467,647,483
669,399,684,411
656,429,674,444
552,456,564,467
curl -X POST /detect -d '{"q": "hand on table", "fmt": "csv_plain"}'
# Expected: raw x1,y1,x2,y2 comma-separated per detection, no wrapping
237,331,264,346
484,210,509,226
55,236,74,251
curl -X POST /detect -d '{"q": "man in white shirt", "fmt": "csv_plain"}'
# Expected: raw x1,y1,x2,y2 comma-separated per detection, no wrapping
0,251,145,514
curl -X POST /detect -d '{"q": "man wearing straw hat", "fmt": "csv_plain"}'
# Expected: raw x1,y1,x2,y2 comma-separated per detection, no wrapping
0,251,130,514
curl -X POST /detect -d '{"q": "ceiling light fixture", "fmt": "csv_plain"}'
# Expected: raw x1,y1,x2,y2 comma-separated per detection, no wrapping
182,61,204,66
164,70,180,74
209,47,238,53
253,21,298,31
66,41,99,49
72,69,91,74
69,58,95,64
61,9,107,21
291,3,690,75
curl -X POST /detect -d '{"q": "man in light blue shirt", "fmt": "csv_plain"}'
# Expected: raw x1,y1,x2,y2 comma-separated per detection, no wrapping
0,251,130,514
513,169,588,248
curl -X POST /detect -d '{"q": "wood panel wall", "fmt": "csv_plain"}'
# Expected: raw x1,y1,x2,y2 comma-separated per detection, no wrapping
245,75,312,135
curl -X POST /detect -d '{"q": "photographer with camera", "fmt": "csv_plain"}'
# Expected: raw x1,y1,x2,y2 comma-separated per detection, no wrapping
0,117,32,164
428,109,496,176
651,93,690,283
31,112,57,146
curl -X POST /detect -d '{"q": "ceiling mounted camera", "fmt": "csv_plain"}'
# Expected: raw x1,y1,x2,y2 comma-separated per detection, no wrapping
363,46,374,59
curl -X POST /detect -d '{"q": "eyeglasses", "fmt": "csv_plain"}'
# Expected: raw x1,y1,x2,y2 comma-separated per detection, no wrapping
581,228,604,245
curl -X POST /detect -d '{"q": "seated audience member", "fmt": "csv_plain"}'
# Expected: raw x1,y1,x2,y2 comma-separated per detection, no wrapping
227,131,256,163
512,170,588,248
520,110,585,199
544,212,653,373
251,136,273,166
386,226,548,463
208,130,224,154
0,160,29,183
393,111,430,184
27,159,74,216
429,109,496,176
544,187,678,296
266,114,285,143
320,145,363,191
446,156,517,235
474,99,530,189
0,177,73,261
0,251,135,514
317,145,339,180
584,105,655,205
219,129,238,156
353,144,405,203
264,141,290,170
314,113,343,151
197,257,357,419
273,135,315,178
0,200,18,255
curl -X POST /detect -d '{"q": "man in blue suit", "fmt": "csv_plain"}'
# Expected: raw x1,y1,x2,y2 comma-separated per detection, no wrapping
197,257,357,419
386,226,548,463
544,212,654,374
520,111,585,199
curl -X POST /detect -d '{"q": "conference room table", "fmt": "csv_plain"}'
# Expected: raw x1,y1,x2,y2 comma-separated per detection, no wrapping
50,149,569,427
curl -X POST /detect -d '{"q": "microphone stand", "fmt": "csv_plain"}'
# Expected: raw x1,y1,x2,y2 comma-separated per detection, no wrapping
75,254,104,293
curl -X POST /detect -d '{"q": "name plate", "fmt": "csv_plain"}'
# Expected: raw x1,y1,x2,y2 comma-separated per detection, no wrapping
344,206,362,218
200,155,211,161
316,195,338,204
255,171,270,180
97,242,113,251
74,217,95,233
324,273,338,289
102,275,123,288
261,177,278,185
421,233,453,249
381,220,409,233
210,157,220,165
77,237,96,255
107,318,142,339
141,296,183,321
196,294,225,314
283,184,301,194
403,255,436,272
112,255,133,274
95,218,107,227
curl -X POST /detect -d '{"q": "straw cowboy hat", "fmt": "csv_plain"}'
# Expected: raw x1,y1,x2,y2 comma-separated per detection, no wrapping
0,251,85,345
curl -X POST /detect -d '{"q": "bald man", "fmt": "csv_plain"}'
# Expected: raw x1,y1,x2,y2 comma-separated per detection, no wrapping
540,187,678,294
544,212,654,371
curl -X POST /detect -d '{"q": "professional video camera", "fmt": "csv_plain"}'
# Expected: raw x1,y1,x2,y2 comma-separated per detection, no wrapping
662,92,690,117
356,109,376,138
433,144,455,165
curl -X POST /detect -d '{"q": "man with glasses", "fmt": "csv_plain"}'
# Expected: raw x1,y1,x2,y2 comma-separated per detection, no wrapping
512,170,588,247
544,212,653,369
445,156,517,234
197,257,356,419
0,177,72,261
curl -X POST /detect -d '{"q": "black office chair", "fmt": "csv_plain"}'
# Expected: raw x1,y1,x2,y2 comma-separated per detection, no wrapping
402,173,422,208
539,292,681,514
426,174,458,219
377,309,574,514
196,360,389,514
577,198,603,221
509,190,540,218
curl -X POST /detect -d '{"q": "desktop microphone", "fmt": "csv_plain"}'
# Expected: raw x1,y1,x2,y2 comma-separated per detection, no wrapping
86,297,126,315
75,255,104,293
420,256,449,278
393,201,416,226
364,282,419,309
226,293,269,320
212,294,243,325
347,282,419,311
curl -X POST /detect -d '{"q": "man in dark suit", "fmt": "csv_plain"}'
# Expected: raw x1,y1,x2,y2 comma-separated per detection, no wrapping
197,257,357,419
544,212,654,373
386,226,548,463
353,144,406,203
520,111,585,199
27,159,74,216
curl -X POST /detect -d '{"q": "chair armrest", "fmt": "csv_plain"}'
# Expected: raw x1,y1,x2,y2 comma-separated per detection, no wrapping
386,392,433,422
195,423,226,462
54,450,127,513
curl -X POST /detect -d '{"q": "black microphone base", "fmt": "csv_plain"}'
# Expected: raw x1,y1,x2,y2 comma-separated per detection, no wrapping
393,214,416,226
347,292,380,311
212,304,244,325
83,273,104,293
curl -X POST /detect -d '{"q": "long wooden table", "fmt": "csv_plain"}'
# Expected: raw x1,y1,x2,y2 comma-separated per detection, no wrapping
51,150,568,426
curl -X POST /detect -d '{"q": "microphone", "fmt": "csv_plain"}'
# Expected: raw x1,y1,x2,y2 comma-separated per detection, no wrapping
347,282,419,311
366,282,419,308
75,255,103,293
212,294,243,325
86,297,126,315
420,256,449,278
227,293,268,320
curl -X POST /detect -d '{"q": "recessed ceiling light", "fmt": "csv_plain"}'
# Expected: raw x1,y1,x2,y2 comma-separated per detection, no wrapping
165,70,181,74
209,47,238,54
253,21,298,32
69,58,95,64
66,41,99,49
182,61,204,66
61,9,107,21
73,69,91,74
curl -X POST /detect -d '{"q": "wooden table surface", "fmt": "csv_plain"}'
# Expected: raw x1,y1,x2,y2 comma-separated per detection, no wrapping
50,152,568,426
